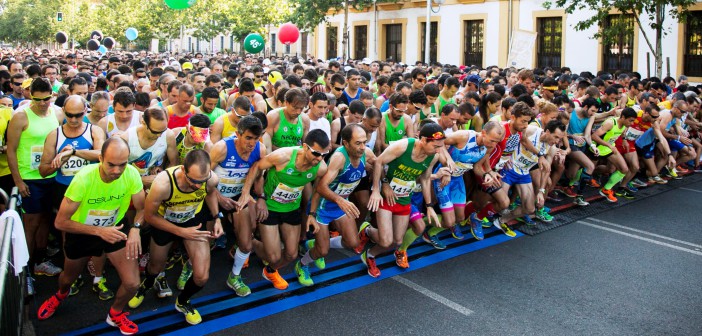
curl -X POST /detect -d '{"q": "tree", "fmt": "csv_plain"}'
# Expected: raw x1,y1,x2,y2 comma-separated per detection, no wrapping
0,0,63,45
545,0,696,78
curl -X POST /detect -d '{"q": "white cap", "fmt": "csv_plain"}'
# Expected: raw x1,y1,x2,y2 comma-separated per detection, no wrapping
362,58,372,65
343,66,352,72
262,59,271,66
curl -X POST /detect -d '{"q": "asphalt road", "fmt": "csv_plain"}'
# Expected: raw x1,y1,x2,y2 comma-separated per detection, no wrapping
29,179,702,336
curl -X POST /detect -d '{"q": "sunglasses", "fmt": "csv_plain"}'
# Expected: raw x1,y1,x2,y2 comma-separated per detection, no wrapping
185,170,211,184
65,111,85,119
650,115,659,119
394,106,408,113
306,144,328,157
255,75,264,79
415,78,426,82
12,82,22,86
31,95,52,102
233,108,251,118
146,123,167,135
333,86,345,91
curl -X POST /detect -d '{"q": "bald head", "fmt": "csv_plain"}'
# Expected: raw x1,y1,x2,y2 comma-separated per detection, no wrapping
64,95,86,113
101,137,129,156
100,137,130,181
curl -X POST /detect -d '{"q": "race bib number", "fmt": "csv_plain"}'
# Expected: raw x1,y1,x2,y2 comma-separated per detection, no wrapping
335,180,360,198
164,206,197,223
623,127,644,141
389,177,415,198
86,209,118,227
452,162,474,177
217,168,248,197
31,146,43,170
271,183,303,204
61,155,89,176
494,156,510,171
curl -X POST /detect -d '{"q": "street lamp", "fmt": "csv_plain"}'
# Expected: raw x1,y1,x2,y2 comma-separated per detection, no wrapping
425,0,444,65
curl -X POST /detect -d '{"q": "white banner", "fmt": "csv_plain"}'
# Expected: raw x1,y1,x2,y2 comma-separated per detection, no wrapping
507,29,537,68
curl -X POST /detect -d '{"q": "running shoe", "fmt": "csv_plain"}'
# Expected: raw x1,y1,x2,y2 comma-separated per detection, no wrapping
155,275,172,298
615,188,635,199
649,175,668,184
546,191,563,202
211,235,227,251
495,222,517,237
535,208,554,222
69,275,84,296
421,232,446,250
542,206,551,213
128,281,149,309
360,251,380,278
262,267,289,290
329,230,340,238
177,262,193,290
676,165,690,174
294,261,314,287
175,298,202,325
573,196,590,206
354,221,371,254
305,240,326,270
93,277,115,301
516,216,537,227
588,178,601,188
450,223,465,240
558,185,578,198
37,294,64,320
664,167,681,180
631,178,648,188
34,260,62,276
226,273,251,297
507,202,519,211
469,213,485,240
626,182,639,193
106,311,138,335
599,188,618,202
482,216,494,228
394,250,409,269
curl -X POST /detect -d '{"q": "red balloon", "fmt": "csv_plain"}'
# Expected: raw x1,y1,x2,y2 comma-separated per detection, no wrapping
278,23,300,45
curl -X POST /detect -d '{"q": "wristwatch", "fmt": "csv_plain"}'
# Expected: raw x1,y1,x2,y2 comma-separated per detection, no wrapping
214,212,224,219
133,222,141,229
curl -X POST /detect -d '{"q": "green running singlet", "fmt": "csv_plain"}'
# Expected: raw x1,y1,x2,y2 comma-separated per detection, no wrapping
385,138,435,205
384,112,406,144
272,109,303,148
263,147,321,212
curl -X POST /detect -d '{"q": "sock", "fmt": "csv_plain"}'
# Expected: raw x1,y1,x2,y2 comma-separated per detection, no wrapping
93,276,103,285
569,168,583,186
142,271,159,290
301,252,314,266
427,226,445,237
177,277,203,304
398,229,419,252
604,171,626,190
231,248,250,276
109,307,121,317
464,202,476,217
329,236,343,249
265,265,276,273
477,203,495,220
56,289,69,300
577,171,592,194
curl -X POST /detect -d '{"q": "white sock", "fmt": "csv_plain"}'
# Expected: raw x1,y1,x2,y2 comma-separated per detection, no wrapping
329,236,344,249
300,251,314,266
231,248,250,276
93,276,103,284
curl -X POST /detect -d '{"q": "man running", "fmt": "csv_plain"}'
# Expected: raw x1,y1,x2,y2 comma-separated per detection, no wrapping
129,150,223,325
99,88,141,138
265,88,310,151
592,108,637,202
377,93,415,151
37,137,146,336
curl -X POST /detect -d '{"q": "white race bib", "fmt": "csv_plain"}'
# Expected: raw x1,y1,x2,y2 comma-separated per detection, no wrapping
164,206,197,223
335,180,360,198
86,209,118,227
389,177,415,198
217,168,248,197
31,145,43,170
271,183,303,204
452,162,474,177
61,155,89,176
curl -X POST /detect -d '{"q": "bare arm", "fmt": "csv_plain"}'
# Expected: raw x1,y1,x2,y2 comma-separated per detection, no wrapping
210,118,224,144
38,128,60,177
6,112,27,191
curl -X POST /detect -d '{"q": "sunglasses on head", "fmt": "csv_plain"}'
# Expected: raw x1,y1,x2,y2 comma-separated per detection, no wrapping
306,144,328,157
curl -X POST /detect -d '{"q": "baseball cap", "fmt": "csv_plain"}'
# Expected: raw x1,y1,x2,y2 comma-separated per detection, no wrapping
268,71,283,85
21,78,33,89
362,58,372,65
467,74,481,86
182,62,193,70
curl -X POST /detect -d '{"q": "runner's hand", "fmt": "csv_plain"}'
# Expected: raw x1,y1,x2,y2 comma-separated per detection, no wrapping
211,219,224,238
538,156,551,174
178,224,211,242
51,146,73,169
680,136,692,146
426,207,440,227
219,194,237,211
368,190,383,212
126,228,142,260
668,156,676,169
99,224,128,244
17,181,30,198
255,198,268,222
235,194,254,211
440,174,451,188
381,183,397,207
337,199,360,219
305,215,320,234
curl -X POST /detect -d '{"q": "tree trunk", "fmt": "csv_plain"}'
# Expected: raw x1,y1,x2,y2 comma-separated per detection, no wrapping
655,3,663,79
342,0,349,63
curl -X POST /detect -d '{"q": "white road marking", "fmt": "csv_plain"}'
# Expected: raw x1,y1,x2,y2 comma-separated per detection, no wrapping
679,187,702,193
587,218,702,249
393,276,474,316
578,221,702,256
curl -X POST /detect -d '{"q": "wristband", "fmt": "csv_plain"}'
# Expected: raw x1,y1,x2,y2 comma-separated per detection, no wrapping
309,211,317,217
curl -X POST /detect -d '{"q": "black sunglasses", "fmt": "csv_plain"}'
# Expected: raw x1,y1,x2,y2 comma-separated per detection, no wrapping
146,123,167,135
333,86,345,91
306,144,328,157
185,170,211,184
12,82,22,86
31,96,52,102
65,111,85,119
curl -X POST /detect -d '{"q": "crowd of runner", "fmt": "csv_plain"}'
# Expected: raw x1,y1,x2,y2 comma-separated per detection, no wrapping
1,48,699,335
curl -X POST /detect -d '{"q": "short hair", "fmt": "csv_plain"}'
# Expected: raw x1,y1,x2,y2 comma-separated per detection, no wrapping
418,121,444,141
29,77,52,94
135,92,150,107
101,136,130,156
285,88,310,105
364,107,382,120
284,74,302,88
457,102,476,116
511,101,534,119
113,88,136,108
150,67,164,77
183,149,210,174
67,77,87,92
621,107,638,119
389,92,409,107
341,123,364,143
310,91,328,104
444,77,460,89
90,91,110,106
252,111,268,129
411,68,426,79
189,113,211,128
482,121,504,136
423,83,440,97
517,69,534,81
304,128,330,149
516,94,535,108
237,115,264,137
581,97,599,109
441,103,458,115
349,100,366,115
330,73,346,86
143,106,167,126
233,96,251,111
409,90,428,105
544,119,566,133
510,84,527,97
205,74,221,85
201,87,219,101
179,84,195,97
167,79,183,93
604,86,619,96
346,69,360,78
360,90,374,101
239,78,255,92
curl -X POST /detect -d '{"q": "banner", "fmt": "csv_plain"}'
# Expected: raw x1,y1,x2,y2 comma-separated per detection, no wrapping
507,29,537,68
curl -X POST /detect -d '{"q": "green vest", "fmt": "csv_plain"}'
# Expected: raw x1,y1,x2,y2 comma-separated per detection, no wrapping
272,109,303,148
18,105,59,180
385,138,434,205
384,112,406,144
263,147,320,212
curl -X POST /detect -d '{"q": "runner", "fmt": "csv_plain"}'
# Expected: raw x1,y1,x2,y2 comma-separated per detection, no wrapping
129,149,223,325
37,137,146,336
591,108,638,202
172,114,212,165
377,92,415,151
99,88,141,138
265,88,310,151
210,96,251,143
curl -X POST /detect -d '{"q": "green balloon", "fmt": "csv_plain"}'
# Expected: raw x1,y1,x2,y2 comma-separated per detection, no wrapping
244,34,265,54
165,0,196,10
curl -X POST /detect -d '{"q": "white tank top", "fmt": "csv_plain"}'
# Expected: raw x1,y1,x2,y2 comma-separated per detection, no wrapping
309,117,331,140
106,111,141,138
127,126,168,176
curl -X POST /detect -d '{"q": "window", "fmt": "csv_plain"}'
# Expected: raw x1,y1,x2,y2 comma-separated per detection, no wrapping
385,24,402,62
602,14,634,73
196,38,200,52
354,25,368,60
327,26,338,59
230,35,234,51
420,22,438,64
537,17,562,68
463,20,484,67
684,11,702,77
301,32,308,56
271,33,277,54
188,37,192,52
285,43,291,55
220,36,224,51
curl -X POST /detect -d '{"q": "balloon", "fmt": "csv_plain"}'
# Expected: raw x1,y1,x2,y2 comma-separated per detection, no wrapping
165,0,196,10
98,45,107,54
278,23,300,45
90,30,103,41
103,37,115,49
125,28,138,41
55,31,67,44
87,39,100,51
243,33,265,54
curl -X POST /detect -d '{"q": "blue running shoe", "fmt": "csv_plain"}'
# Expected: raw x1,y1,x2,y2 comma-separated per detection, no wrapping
516,216,537,227
421,232,447,250
450,224,464,240
626,182,638,193
469,213,484,240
